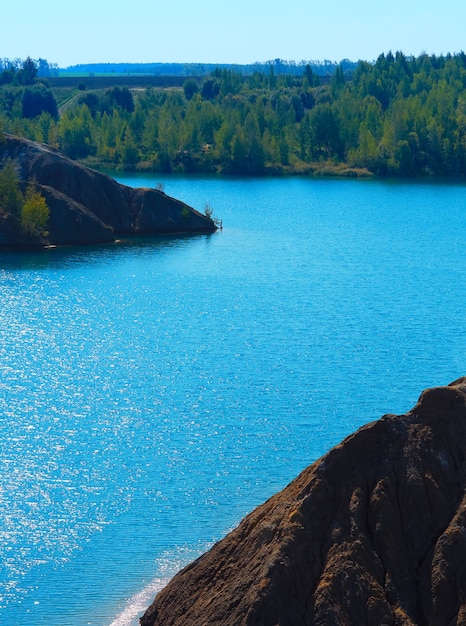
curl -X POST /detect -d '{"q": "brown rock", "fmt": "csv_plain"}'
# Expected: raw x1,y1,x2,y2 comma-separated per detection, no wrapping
141,378,466,626
0,134,216,247
35,183,115,245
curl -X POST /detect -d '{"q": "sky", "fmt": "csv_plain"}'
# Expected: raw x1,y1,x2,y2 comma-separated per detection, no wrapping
4,0,466,68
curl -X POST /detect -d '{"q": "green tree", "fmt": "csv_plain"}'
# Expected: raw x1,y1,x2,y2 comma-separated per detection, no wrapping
304,64,319,87
230,125,248,172
309,104,343,159
156,111,176,171
104,86,134,112
201,78,220,100
0,159,23,220
22,86,58,119
58,106,95,158
331,63,346,92
17,57,38,85
291,95,305,122
349,122,379,169
0,68,14,85
79,92,100,117
183,79,199,101
244,111,265,173
262,128,280,164
120,127,138,166
21,187,49,237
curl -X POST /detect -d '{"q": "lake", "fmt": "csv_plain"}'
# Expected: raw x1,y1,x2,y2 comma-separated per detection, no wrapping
1,174,465,625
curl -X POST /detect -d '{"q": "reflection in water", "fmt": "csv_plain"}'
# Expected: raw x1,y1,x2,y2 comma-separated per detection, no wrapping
0,232,216,272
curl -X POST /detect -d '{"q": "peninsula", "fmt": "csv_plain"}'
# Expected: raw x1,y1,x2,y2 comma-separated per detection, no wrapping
0,134,216,248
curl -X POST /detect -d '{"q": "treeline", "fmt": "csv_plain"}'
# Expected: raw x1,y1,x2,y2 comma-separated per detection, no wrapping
0,57,59,78
2,52,466,176
62,59,358,77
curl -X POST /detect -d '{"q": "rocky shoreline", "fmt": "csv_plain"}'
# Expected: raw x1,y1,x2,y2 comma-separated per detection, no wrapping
0,134,216,249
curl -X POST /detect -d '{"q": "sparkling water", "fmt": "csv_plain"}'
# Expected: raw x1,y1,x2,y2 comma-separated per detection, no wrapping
1,175,465,625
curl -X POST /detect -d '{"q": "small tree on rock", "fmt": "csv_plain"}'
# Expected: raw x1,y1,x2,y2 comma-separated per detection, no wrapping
21,187,49,238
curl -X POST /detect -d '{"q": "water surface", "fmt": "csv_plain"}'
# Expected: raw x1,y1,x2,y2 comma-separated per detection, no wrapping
1,175,465,625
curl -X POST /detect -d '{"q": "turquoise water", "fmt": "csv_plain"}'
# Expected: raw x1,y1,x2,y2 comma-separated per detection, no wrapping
1,175,465,625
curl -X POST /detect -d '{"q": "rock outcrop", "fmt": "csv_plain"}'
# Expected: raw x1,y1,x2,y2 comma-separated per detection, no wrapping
0,134,216,247
141,377,466,626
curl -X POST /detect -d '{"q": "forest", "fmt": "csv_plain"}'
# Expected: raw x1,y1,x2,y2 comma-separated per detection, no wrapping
1,52,466,177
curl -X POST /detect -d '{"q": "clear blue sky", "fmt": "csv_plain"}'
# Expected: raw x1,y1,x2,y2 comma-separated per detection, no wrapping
4,0,466,67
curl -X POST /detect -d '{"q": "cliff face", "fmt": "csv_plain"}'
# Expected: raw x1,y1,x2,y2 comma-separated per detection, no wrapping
0,134,216,247
141,378,466,626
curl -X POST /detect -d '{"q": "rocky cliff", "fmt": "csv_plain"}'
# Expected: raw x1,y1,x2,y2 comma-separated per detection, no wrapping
141,378,466,626
0,134,216,247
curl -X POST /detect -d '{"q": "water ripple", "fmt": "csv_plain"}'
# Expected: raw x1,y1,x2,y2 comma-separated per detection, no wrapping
1,176,465,624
